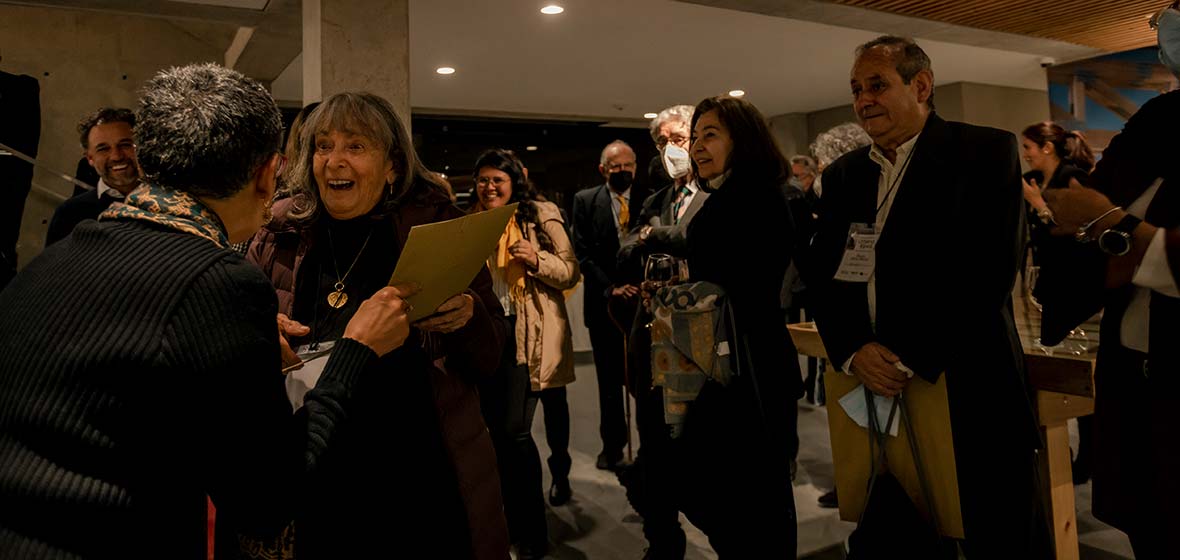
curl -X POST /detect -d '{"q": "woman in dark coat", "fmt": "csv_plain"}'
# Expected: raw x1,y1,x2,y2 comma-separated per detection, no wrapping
246,92,509,559
676,95,807,557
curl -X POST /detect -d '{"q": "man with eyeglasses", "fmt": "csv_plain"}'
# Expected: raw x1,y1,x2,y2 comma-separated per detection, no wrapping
613,105,711,560
1042,4,1180,555
46,108,142,245
572,139,645,472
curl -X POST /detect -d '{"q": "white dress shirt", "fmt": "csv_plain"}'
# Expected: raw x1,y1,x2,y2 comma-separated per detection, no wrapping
842,133,921,376
1120,178,1179,352
96,179,127,201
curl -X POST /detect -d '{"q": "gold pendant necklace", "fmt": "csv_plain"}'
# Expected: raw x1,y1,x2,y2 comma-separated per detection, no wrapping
326,226,373,309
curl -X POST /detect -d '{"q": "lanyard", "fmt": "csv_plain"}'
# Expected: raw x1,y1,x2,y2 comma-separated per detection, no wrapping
875,145,917,220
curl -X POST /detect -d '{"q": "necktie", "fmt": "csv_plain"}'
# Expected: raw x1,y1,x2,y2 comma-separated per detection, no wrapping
616,194,629,234
673,185,692,224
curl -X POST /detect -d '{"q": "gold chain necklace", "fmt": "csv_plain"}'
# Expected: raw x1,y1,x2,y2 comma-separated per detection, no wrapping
325,226,373,309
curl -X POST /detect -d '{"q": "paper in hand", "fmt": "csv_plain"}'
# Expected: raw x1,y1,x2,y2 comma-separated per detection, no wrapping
838,383,899,437
389,203,517,322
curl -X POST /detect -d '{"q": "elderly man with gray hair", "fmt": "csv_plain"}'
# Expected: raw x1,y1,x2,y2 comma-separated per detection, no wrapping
614,104,711,560
0,63,413,558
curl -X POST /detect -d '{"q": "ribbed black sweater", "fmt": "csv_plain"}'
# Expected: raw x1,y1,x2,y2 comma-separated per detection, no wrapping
0,220,375,559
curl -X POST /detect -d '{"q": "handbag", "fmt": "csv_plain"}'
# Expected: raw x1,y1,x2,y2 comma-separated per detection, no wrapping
846,388,958,560
649,281,735,438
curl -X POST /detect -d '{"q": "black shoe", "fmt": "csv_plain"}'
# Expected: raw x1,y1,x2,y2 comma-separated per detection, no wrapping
818,489,838,508
596,451,623,471
549,478,572,506
1072,458,1091,485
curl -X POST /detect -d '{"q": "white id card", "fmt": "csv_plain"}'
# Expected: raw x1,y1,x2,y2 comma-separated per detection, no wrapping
833,223,877,283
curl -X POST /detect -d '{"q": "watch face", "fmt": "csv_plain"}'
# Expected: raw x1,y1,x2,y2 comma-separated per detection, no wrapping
1099,230,1131,256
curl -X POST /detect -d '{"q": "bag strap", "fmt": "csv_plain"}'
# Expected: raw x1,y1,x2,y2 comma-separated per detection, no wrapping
896,392,942,536
858,385,898,524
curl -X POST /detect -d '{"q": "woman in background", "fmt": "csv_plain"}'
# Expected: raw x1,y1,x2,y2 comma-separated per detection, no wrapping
472,148,579,559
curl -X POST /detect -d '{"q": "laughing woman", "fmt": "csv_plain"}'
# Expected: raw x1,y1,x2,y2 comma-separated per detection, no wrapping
246,92,509,559
471,149,579,559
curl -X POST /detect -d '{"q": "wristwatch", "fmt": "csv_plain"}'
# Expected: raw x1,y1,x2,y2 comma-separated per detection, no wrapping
1097,214,1142,256
638,225,653,243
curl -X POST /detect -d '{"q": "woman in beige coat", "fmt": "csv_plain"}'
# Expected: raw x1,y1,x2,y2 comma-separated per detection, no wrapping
471,149,580,559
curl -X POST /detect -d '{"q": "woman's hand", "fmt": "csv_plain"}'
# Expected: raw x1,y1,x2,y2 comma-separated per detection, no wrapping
276,313,310,369
415,292,475,334
1022,177,1047,211
344,285,418,357
509,239,539,269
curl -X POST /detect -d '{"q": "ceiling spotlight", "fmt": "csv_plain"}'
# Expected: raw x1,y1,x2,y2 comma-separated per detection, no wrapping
436,67,456,75
541,5,564,15
526,146,539,151
644,112,658,119
728,89,745,97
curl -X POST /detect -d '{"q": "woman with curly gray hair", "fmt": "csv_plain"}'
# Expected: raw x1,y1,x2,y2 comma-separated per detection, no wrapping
810,122,872,195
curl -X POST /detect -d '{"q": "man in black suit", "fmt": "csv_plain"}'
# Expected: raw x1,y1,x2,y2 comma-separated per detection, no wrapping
45,108,141,245
808,36,1048,557
572,140,644,470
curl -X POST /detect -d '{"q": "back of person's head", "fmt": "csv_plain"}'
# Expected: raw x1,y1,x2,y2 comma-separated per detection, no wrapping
1021,121,1096,171
284,101,321,163
77,107,135,149
135,63,282,200
287,91,448,222
811,122,872,168
855,35,935,110
691,95,789,186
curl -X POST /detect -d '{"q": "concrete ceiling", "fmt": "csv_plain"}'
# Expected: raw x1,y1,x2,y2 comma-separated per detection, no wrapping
6,0,1076,120
397,0,1054,120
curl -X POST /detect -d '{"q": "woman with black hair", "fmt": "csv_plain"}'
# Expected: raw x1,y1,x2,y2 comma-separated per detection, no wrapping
679,95,807,556
472,149,580,559
1020,121,1096,228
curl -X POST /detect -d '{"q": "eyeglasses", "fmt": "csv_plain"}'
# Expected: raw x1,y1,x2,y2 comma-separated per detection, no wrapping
1149,2,1179,29
475,176,509,187
655,135,690,149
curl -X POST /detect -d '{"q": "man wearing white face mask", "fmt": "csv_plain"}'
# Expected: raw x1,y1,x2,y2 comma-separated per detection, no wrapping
1040,3,1180,555
614,104,710,560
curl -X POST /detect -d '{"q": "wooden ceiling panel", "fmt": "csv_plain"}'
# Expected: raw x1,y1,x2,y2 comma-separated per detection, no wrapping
828,0,1163,53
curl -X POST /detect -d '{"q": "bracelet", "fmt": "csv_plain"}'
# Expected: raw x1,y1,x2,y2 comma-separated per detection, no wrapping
1075,206,1122,242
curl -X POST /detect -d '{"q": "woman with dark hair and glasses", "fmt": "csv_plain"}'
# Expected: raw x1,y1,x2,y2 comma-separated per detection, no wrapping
676,95,807,556
471,148,580,558
246,92,509,558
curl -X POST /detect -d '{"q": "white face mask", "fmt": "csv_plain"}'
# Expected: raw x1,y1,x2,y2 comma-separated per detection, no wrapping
662,143,691,179
1159,8,1180,75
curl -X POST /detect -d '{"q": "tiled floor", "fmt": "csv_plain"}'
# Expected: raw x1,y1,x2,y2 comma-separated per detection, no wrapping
524,355,1135,559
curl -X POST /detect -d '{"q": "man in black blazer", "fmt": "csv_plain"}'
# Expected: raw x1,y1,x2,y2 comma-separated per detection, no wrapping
572,140,645,470
46,108,141,246
808,36,1048,557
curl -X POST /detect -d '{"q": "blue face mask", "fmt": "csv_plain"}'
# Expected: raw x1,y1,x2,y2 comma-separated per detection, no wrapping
1157,8,1180,74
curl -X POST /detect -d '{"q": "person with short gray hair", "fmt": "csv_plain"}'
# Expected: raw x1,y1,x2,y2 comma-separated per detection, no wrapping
811,122,872,169
0,63,413,557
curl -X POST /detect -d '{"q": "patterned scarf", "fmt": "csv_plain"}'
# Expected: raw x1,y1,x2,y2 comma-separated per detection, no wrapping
99,182,230,249
493,215,527,303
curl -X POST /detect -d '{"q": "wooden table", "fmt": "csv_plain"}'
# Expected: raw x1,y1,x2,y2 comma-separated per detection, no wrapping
788,315,1097,560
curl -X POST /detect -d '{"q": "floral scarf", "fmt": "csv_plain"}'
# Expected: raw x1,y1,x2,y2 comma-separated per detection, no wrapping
99,182,230,249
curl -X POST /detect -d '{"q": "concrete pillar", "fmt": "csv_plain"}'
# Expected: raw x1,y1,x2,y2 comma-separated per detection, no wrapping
302,0,411,124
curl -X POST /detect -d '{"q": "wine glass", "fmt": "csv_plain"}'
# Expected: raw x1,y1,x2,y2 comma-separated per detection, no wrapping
1024,265,1061,355
642,254,676,328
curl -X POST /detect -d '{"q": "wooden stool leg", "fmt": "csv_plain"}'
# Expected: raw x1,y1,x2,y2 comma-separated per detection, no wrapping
1040,422,1079,560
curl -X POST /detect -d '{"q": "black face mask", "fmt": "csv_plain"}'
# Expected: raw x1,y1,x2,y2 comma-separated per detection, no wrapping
608,171,634,191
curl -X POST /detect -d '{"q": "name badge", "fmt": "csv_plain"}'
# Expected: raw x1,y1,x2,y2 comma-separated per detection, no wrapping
834,223,877,283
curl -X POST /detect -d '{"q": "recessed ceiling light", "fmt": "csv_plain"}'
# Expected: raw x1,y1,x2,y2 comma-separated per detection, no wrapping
436,67,456,75
526,146,539,151
729,89,745,97
541,5,564,15
643,112,658,119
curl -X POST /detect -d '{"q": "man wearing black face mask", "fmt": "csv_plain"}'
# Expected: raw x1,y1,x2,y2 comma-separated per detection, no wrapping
572,140,645,470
